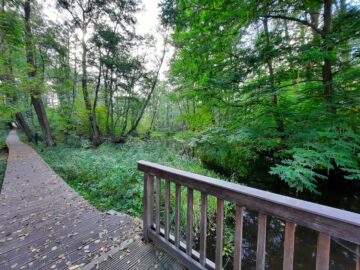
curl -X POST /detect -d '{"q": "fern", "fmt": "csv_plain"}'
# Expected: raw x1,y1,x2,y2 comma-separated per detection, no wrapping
271,128,360,192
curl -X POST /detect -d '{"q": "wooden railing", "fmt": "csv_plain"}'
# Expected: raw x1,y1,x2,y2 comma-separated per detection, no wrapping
138,160,360,270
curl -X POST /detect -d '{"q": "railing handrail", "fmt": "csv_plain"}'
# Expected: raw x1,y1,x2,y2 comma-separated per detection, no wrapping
138,160,360,245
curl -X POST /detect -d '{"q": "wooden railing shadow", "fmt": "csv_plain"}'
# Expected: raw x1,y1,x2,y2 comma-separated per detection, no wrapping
138,160,360,270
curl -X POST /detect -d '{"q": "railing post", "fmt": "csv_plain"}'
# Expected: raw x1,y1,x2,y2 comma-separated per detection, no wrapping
234,205,244,270
256,213,267,270
283,222,296,270
356,245,359,270
143,173,154,243
316,233,331,270
216,198,224,270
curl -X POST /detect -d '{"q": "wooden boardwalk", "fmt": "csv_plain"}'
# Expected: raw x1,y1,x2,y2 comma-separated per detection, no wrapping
0,131,184,270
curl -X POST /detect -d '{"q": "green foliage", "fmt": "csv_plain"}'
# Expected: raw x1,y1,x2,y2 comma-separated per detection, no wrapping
36,140,222,217
160,0,360,192
271,128,360,192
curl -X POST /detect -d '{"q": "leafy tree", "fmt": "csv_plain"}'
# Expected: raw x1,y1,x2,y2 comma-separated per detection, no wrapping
160,0,360,192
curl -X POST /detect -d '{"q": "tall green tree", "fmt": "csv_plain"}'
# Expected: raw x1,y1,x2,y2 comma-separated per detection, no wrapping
160,0,360,192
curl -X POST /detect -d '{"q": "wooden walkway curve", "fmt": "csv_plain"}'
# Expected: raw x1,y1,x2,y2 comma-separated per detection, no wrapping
0,131,184,270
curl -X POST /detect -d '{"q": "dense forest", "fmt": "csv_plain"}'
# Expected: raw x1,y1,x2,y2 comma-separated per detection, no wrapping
0,0,359,200
0,0,359,268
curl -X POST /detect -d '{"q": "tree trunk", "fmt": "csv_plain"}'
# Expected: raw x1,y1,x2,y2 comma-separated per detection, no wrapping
263,17,284,134
15,113,34,142
322,0,336,114
81,24,101,145
24,0,55,146
72,39,77,108
91,51,102,146
125,38,167,136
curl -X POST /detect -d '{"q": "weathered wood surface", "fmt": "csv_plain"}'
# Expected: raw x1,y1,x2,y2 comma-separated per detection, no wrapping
139,160,360,270
83,240,186,270
0,131,141,270
138,160,360,245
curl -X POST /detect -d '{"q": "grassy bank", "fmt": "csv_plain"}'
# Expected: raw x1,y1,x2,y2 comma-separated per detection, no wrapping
34,139,224,219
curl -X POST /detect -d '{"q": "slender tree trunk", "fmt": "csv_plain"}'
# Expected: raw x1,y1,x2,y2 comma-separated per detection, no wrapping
104,68,110,135
126,38,167,136
263,17,284,134
24,0,55,146
72,38,77,108
81,23,101,145
322,0,336,114
148,96,160,131
92,51,102,146
109,76,115,141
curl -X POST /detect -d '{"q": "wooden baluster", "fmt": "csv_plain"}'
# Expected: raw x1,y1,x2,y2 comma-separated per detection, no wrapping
200,192,207,265
143,173,154,243
315,233,330,270
233,206,244,270
187,188,194,256
175,184,181,248
356,245,359,270
156,177,161,234
256,213,267,270
165,179,170,240
283,222,296,270
216,198,224,270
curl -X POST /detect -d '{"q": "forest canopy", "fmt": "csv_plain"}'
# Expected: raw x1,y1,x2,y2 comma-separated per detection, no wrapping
0,0,359,193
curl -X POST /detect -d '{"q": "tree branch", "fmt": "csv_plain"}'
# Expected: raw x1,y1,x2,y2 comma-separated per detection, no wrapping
261,14,323,36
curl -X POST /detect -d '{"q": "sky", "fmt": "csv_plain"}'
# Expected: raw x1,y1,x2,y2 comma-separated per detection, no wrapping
41,0,168,78
42,0,162,38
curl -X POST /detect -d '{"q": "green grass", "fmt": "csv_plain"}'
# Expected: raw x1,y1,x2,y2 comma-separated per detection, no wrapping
35,138,224,220
33,137,240,260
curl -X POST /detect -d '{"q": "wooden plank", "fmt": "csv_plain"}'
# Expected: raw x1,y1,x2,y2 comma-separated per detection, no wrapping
216,199,224,270
138,161,360,245
0,131,139,270
356,245,359,270
187,188,194,256
316,233,330,270
143,173,154,242
175,184,181,248
156,176,161,234
156,226,216,270
165,179,171,241
256,213,267,270
200,192,208,265
233,205,244,270
283,222,296,270
148,229,207,270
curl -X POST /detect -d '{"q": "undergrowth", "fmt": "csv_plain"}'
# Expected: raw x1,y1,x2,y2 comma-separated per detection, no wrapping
35,138,224,222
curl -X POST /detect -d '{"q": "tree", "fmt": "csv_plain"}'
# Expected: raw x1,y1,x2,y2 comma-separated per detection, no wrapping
23,0,55,146
58,0,139,146
160,0,360,192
